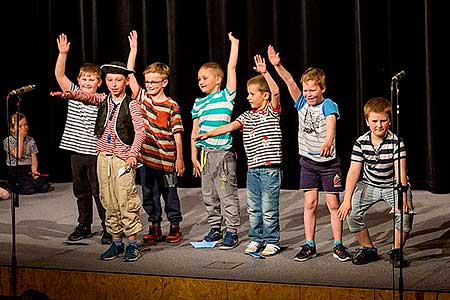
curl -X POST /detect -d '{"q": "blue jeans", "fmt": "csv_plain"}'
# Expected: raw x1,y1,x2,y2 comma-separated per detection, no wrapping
246,167,282,245
141,166,182,225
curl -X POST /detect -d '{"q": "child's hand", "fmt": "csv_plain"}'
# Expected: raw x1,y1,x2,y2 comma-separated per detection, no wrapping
320,143,332,157
57,33,70,54
128,30,138,50
253,54,267,74
192,160,202,177
50,91,73,99
176,159,185,177
337,200,352,220
228,32,239,44
195,134,208,141
267,45,280,66
125,156,137,170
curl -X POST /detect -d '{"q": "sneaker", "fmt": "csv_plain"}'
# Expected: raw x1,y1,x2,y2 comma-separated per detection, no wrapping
352,247,378,265
101,230,113,245
123,243,141,262
219,232,239,250
388,248,407,268
68,225,93,241
332,244,352,262
143,224,163,243
166,224,183,243
244,241,266,254
261,244,281,256
203,228,223,242
294,244,317,262
100,242,124,261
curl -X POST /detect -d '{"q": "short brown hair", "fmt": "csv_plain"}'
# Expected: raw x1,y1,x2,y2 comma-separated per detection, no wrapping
247,75,269,93
199,62,224,82
143,62,170,79
9,112,26,135
301,67,325,89
364,97,392,120
79,63,101,80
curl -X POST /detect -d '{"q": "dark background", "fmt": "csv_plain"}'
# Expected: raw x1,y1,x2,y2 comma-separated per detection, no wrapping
0,1,447,193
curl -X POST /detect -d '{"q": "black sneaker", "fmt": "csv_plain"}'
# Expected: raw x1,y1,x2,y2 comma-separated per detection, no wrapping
101,230,113,245
333,244,352,262
388,248,407,268
123,243,141,262
203,228,223,242
68,225,93,241
294,244,317,262
219,232,239,250
100,243,124,261
352,247,378,265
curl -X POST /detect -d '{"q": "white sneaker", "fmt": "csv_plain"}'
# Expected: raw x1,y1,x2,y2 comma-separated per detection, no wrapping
245,241,260,254
261,244,280,256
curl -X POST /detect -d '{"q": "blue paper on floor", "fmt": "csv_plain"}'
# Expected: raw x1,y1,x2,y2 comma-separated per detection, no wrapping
247,252,265,259
190,240,217,248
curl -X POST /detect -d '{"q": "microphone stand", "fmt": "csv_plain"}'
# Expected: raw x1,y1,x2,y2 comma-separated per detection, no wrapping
5,92,20,299
390,78,404,300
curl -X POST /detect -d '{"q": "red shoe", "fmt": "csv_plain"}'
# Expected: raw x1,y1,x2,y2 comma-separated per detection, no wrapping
166,224,182,243
143,224,162,243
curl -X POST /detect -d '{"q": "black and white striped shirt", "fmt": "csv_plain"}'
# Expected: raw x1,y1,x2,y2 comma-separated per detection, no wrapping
351,130,406,187
59,83,98,155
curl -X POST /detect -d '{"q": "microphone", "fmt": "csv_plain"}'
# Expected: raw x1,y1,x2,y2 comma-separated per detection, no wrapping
8,84,36,96
391,71,406,82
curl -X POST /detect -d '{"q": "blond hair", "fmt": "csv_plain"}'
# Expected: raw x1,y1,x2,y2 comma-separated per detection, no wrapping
301,67,325,89
247,75,269,93
143,62,170,79
79,63,101,80
199,62,224,82
364,97,392,120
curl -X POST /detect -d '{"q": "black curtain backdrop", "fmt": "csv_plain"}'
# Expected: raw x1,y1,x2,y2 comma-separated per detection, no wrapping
0,0,447,193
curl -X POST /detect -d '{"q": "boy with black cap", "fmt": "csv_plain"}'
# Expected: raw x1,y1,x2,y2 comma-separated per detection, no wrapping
51,61,146,262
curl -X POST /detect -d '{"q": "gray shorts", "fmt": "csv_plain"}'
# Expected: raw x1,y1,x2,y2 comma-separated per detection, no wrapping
299,156,343,193
347,181,414,233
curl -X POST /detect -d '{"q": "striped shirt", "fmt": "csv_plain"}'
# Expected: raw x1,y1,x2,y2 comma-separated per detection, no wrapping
236,103,282,169
135,89,184,172
70,90,145,161
59,83,98,155
295,95,339,162
191,88,235,150
351,130,406,187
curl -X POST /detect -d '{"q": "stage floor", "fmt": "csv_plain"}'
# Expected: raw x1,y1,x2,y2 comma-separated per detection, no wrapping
1,183,449,292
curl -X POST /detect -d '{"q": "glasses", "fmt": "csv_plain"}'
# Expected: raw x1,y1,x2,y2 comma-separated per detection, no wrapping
145,80,165,86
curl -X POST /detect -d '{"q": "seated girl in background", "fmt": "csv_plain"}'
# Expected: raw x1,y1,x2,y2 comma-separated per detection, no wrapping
3,112,49,195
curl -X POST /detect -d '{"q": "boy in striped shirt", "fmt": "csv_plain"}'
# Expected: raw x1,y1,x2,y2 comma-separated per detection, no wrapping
191,32,241,249
127,30,185,244
197,54,282,256
337,97,414,267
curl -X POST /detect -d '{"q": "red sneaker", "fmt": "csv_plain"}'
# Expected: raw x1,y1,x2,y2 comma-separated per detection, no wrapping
166,224,182,243
143,224,162,243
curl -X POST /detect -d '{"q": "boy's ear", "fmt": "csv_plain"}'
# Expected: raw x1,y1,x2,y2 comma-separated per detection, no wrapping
263,91,270,100
321,84,326,94
215,75,223,86
162,79,169,88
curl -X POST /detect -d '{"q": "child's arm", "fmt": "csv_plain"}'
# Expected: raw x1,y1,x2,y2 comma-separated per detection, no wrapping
126,100,146,170
253,54,280,110
394,158,410,212
50,90,105,106
174,132,185,177
55,33,72,91
0,187,9,200
337,161,362,220
226,32,239,93
321,114,337,157
197,121,241,140
191,119,201,177
267,45,301,102
126,30,141,98
31,152,39,180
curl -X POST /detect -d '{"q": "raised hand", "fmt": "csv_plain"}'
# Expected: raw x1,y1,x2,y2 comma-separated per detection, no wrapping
128,30,138,50
228,32,239,43
253,54,267,74
267,45,280,66
57,33,70,54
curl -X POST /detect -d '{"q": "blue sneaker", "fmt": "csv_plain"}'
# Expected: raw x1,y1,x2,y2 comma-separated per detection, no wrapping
100,242,124,261
203,228,223,242
219,231,239,250
123,243,141,262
